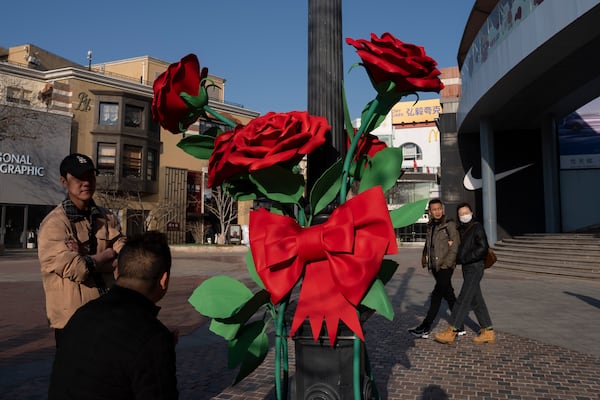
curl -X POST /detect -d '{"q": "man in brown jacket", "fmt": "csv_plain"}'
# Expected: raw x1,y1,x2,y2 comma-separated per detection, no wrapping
408,198,462,339
38,153,126,345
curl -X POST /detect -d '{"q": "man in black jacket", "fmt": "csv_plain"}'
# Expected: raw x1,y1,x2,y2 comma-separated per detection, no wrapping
409,198,464,339
49,231,178,400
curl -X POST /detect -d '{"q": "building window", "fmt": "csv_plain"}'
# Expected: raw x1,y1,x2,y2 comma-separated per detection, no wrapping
99,102,119,126
123,145,142,178
125,104,143,128
401,142,423,160
6,87,32,105
198,120,230,135
97,143,116,176
147,149,157,181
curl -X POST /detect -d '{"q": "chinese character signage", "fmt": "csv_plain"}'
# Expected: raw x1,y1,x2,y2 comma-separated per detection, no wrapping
391,98,441,124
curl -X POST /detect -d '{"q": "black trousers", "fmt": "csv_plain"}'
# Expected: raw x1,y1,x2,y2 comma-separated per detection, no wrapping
422,268,457,329
54,328,64,348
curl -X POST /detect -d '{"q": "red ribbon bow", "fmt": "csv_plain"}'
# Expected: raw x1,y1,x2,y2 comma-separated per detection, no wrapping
249,186,397,344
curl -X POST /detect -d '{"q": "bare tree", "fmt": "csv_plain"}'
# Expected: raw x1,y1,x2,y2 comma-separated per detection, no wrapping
95,177,179,236
205,187,238,244
0,73,52,143
186,221,204,244
143,200,179,233
94,177,129,214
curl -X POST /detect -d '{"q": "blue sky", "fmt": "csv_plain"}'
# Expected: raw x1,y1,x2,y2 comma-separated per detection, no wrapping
1,1,473,119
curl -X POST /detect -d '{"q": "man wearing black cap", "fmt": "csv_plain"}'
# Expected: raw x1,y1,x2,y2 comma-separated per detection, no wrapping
38,153,126,345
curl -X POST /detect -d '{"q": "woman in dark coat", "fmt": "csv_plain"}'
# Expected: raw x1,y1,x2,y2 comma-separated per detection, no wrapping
434,202,496,344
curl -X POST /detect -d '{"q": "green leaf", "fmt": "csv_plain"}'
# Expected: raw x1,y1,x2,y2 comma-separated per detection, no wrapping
249,165,305,204
223,176,260,201
378,259,399,285
201,125,222,138
358,147,404,193
180,91,208,110
360,93,401,133
309,159,343,217
227,320,267,368
188,276,253,318
360,278,394,321
229,321,269,384
360,101,387,134
230,192,258,201
209,319,241,340
245,250,265,289
217,289,270,324
342,83,355,141
268,203,286,216
389,198,429,228
176,135,215,160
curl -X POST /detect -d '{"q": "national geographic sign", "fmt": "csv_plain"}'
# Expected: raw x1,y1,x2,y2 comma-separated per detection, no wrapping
0,153,45,176
0,110,71,205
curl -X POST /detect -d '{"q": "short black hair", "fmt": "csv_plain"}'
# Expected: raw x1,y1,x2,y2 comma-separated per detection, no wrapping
428,198,443,207
456,202,473,213
117,231,171,281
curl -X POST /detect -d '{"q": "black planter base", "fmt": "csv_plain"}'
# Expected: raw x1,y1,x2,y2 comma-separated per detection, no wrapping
292,321,375,400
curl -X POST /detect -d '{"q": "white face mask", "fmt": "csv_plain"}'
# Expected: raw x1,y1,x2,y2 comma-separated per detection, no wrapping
459,213,473,224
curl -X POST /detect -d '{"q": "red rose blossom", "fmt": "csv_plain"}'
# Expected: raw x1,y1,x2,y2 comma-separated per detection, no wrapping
151,54,208,134
346,32,444,94
208,111,329,187
347,132,387,159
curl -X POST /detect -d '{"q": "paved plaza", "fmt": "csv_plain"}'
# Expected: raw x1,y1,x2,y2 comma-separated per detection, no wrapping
0,246,599,399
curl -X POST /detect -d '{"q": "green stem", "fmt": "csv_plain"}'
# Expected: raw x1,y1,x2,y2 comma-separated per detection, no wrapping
342,83,356,141
203,104,237,128
353,334,361,399
282,313,289,396
339,97,380,204
297,205,306,227
274,301,288,400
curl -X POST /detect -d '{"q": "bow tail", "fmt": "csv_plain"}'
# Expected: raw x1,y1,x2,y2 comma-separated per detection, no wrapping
289,260,364,346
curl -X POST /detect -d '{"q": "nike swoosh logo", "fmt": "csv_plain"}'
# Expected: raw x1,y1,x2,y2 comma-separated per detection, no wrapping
463,163,533,190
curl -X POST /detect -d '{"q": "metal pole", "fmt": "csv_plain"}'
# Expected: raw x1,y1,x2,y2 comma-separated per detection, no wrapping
307,0,345,192
541,114,561,232
480,117,497,244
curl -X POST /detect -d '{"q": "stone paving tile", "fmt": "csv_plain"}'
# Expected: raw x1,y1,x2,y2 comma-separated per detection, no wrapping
187,314,600,400
2,250,600,399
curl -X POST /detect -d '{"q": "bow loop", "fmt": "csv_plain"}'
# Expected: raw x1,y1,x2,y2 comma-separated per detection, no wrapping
321,217,355,255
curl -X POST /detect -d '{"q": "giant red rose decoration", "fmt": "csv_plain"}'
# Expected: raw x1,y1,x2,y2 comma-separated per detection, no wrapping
151,53,209,134
172,31,442,391
208,111,329,187
346,32,444,95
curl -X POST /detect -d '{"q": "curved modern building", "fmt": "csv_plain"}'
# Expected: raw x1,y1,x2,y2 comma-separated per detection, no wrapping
440,0,600,243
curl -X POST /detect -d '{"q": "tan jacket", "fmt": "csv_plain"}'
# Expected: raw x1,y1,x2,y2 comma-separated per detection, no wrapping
38,204,126,329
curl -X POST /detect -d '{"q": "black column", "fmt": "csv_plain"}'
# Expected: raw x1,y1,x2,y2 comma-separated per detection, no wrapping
307,0,345,192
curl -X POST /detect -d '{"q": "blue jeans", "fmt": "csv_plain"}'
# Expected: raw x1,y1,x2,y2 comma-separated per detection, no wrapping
450,262,492,329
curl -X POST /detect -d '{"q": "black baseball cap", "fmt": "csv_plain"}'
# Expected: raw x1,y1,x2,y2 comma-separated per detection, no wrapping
60,153,98,178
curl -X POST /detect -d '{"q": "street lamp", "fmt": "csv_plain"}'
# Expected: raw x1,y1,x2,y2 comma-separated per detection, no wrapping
87,50,92,71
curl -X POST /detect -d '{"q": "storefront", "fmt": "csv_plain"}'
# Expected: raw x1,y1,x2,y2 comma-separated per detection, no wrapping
0,109,71,250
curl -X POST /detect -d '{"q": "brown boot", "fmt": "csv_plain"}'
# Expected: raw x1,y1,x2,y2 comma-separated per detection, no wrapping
472,328,496,343
434,326,457,344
